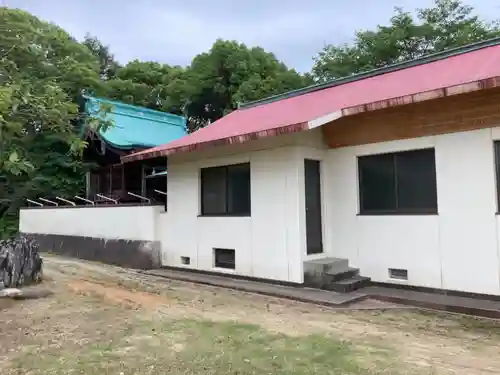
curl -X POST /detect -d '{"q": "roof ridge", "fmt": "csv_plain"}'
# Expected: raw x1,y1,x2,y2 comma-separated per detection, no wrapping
109,108,187,128
82,94,186,124
239,36,500,110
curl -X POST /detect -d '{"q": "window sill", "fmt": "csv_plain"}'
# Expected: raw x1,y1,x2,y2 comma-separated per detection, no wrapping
357,211,438,216
198,213,251,218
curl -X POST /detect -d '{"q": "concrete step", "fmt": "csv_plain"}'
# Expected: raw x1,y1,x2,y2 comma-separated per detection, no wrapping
303,257,356,289
325,267,360,282
303,257,349,275
326,276,372,293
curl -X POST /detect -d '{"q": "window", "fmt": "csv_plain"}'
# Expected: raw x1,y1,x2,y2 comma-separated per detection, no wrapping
358,148,438,214
201,163,251,216
214,248,235,269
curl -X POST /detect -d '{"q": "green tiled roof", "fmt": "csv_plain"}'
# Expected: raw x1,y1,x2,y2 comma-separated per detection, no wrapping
83,95,188,150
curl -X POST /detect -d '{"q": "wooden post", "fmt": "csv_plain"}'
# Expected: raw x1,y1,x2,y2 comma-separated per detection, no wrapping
108,166,112,195
85,172,90,198
141,164,146,196
121,163,125,193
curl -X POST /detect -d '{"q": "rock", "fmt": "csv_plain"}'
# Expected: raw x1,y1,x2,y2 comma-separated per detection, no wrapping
11,287,53,300
0,288,22,298
0,286,53,300
0,235,43,288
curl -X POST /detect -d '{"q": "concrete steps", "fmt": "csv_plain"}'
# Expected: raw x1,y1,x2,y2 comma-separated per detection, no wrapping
325,275,371,293
303,257,370,293
327,267,360,282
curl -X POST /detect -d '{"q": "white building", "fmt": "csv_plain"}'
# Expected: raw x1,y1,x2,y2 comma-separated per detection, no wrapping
20,38,500,296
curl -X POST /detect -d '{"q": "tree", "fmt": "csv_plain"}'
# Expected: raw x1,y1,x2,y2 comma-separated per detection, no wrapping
104,60,188,114
82,34,120,80
0,73,86,236
312,0,500,81
0,8,109,237
0,8,105,99
183,40,312,131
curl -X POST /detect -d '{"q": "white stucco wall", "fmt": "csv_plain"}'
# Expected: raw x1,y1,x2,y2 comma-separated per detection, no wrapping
160,143,306,283
322,127,500,295
20,205,164,242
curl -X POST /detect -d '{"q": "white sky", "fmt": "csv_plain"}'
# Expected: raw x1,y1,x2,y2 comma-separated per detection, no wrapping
5,0,500,72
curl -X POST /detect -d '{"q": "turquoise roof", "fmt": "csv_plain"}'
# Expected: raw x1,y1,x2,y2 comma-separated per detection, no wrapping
83,95,188,150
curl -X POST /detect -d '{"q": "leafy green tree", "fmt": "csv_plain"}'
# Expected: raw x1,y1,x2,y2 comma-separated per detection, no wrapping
0,8,109,237
0,73,86,236
312,0,500,81
0,8,105,99
182,40,312,131
104,60,188,114
115,60,183,87
82,34,120,80
104,78,154,108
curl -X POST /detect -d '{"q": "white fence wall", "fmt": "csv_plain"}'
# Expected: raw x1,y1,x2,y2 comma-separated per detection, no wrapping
20,205,164,242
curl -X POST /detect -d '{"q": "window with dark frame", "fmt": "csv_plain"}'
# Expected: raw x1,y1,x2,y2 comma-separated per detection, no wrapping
358,148,438,214
200,163,251,216
214,248,235,269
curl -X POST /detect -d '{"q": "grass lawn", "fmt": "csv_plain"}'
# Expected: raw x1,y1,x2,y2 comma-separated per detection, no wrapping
1,255,500,374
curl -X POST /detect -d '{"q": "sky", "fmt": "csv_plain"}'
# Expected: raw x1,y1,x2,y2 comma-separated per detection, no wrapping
4,0,500,72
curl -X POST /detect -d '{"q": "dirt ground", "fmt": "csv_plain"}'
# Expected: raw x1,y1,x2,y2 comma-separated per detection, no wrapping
2,255,500,374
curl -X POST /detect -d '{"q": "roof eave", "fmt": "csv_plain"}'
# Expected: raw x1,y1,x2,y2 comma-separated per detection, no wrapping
98,134,154,151
122,122,309,163
121,76,500,164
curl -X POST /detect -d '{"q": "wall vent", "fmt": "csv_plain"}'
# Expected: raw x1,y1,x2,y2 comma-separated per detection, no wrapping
214,248,235,269
389,268,408,280
181,256,190,265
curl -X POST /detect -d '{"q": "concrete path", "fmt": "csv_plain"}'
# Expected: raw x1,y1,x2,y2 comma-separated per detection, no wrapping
143,269,399,309
143,268,500,318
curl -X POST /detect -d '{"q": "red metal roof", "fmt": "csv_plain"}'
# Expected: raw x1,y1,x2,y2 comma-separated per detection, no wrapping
123,41,500,163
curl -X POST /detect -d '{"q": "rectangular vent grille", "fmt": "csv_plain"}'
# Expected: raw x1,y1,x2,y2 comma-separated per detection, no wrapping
214,248,235,269
389,268,408,280
181,256,190,265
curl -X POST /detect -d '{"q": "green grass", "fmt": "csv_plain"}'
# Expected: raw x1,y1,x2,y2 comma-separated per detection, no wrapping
5,257,499,375
9,318,402,375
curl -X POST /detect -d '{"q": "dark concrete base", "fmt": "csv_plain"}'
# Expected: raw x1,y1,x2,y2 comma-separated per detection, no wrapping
364,286,500,319
22,233,161,270
370,281,500,302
